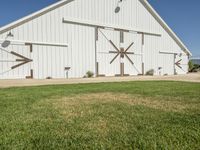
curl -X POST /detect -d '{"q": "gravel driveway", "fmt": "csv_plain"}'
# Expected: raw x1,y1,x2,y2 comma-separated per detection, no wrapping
0,73,199,88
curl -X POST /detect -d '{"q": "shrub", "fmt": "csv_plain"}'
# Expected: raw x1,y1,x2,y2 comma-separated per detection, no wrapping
85,71,94,78
46,77,52,79
191,64,200,72
189,60,200,72
146,69,154,76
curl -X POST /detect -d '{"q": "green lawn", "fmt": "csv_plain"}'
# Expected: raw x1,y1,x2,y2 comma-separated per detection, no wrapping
0,81,200,149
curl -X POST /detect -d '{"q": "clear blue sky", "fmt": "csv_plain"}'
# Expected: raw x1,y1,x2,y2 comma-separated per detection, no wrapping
0,0,199,56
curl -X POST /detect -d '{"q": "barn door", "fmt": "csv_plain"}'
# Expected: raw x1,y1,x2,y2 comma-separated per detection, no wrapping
96,28,142,76
123,32,142,75
0,42,32,79
174,54,188,74
96,29,119,76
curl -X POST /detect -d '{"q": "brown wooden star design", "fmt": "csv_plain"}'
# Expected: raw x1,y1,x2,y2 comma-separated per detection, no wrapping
108,40,135,64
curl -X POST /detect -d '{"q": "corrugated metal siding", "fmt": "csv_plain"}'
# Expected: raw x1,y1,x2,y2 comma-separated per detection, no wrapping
0,0,188,79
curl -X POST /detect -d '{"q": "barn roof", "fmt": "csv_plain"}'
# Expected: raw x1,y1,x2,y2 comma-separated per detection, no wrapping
0,0,192,56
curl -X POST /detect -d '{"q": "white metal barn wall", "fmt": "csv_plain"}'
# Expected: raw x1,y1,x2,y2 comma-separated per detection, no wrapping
0,0,189,79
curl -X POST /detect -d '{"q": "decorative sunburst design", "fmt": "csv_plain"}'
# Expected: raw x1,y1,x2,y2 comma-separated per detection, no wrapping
0,47,32,73
108,40,135,64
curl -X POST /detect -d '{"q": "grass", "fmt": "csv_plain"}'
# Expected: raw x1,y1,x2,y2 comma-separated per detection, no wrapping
0,81,200,149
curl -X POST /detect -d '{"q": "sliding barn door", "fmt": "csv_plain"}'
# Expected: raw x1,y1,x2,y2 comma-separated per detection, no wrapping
123,32,142,75
0,43,32,79
175,54,188,74
96,28,142,76
96,29,120,76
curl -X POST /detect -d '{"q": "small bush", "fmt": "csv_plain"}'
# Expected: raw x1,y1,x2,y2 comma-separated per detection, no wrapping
191,64,200,72
189,60,200,72
84,71,94,78
146,69,155,76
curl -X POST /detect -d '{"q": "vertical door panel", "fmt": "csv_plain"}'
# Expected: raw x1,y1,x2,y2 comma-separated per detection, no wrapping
124,32,142,75
97,29,120,76
175,54,188,74
0,44,31,79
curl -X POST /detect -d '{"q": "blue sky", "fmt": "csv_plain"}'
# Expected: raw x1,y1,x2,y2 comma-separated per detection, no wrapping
0,0,199,56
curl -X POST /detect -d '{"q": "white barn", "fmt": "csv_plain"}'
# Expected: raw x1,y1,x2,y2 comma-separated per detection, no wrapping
0,0,192,79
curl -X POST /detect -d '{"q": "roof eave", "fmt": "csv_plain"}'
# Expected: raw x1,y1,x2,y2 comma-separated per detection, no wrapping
0,0,74,35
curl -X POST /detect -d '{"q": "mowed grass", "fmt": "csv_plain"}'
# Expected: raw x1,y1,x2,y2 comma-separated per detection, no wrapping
0,81,200,149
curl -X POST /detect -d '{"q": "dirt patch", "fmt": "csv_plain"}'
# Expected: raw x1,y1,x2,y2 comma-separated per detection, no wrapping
47,92,199,136
52,93,197,114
